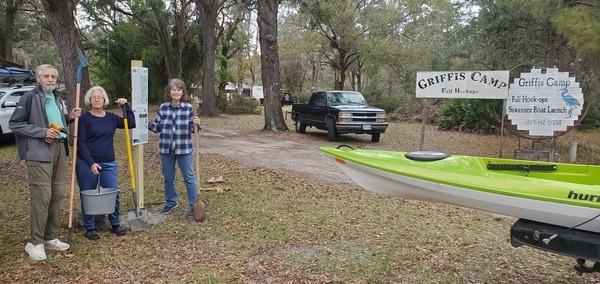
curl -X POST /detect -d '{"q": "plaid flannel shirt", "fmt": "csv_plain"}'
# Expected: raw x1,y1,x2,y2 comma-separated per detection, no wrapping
149,102,195,155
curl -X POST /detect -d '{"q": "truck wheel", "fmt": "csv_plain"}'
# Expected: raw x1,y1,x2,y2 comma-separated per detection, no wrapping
295,117,306,133
371,133,381,142
327,118,337,142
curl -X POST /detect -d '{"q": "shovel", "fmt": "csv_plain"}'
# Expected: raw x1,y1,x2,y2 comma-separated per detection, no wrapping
192,99,207,222
122,104,148,231
67,48,87,242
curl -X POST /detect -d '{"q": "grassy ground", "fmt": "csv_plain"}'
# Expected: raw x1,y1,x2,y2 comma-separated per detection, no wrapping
1,107,600,283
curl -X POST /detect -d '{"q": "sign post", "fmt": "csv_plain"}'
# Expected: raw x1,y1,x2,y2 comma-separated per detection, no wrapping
130,60,148,208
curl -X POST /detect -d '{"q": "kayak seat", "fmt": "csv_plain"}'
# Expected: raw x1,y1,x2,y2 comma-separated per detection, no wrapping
405,151,450,161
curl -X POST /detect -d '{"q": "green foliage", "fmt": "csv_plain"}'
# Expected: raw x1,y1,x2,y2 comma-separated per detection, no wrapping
580,105,600,130
362,87,394,109
180,30,203,89
578,89,600,130
7,0,598,136
6,1,60,70
553,7,600,54
438,99,503,134
216,53,236,89
216,93,229,113
87,20,168,105
359,69,424,123
528,0,600,56
223,94,261,115
280,57,305,94
461,0,561,71
441,0,600,133
216,17,251,92
293,92,312,104
79,0,204,105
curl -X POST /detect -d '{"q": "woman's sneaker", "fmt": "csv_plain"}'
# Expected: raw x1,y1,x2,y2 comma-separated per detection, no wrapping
110,225,127,236
25,242,47,261
160,203,178,214
84,229,100,240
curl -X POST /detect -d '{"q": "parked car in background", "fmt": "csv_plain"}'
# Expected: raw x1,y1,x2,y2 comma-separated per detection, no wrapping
281,92,296,105
252,86,264,105
291,90,388,142
0,85,36,140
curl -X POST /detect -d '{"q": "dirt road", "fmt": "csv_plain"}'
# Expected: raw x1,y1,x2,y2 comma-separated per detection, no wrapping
199,126,355,186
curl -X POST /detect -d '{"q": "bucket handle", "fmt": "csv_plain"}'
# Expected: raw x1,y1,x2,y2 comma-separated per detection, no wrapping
95,173,103,193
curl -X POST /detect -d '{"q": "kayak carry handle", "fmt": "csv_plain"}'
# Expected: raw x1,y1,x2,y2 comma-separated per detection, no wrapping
487,163,557,177
336,144,355,150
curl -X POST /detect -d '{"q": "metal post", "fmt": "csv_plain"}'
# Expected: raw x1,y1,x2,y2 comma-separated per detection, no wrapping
499,99,506,158
569,142,578,163
419,99,427,151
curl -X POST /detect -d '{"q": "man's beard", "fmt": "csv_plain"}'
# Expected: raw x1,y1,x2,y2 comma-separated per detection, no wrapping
42,84,56,93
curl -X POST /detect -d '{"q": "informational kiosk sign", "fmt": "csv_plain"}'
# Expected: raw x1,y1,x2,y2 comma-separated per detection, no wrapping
131,67,149,145
416,71,510,99
506,68,583,137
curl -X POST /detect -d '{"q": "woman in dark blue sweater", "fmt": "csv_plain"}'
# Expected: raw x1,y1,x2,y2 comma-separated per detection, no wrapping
76,86,136,240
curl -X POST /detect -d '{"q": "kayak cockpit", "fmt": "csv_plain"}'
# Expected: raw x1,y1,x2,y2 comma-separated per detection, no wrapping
404,151,450,161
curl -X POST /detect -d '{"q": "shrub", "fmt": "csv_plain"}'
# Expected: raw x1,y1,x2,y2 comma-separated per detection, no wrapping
293,92,311,104
225,94,261,115
578,100,600,130
362,89,422,123
437,99,503,134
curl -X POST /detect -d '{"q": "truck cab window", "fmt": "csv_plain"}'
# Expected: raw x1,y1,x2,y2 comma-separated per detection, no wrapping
312,93,326,106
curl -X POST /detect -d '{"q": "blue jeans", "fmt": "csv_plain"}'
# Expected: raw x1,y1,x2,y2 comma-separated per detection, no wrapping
76,159,121,230
160,152,198,208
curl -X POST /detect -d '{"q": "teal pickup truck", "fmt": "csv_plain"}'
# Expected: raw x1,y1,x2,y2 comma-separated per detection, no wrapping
291,90,388,142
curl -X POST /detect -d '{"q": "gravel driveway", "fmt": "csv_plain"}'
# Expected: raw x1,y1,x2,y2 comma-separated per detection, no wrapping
199,126,355,186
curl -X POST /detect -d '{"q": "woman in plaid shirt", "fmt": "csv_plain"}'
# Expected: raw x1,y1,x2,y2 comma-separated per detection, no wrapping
149,79,201,216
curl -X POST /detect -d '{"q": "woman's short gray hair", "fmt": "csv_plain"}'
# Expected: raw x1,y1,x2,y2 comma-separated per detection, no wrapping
84,86,109,108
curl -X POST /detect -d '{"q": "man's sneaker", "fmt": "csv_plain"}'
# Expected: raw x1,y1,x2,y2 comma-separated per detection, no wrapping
45,239,70,251
160,203,178,214
187,208,194,217
25,242,47,261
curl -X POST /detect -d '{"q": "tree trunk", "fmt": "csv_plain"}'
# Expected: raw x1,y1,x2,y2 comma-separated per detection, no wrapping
258,0,287,132
198,0,223,117
154,6,175,79
309,53,319,94
355,57,363,92
4,0,25,62
218,42,229,95
41,0,90,110
217,14,244,95
174,0,188,79
334,51,346,90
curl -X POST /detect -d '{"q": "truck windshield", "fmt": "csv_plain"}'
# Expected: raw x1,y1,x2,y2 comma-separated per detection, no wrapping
327,92,366,106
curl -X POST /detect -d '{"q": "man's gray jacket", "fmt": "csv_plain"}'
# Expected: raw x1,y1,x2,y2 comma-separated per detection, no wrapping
9,85,71,161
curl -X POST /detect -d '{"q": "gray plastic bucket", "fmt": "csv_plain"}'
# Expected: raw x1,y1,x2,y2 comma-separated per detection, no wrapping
81,177,118,215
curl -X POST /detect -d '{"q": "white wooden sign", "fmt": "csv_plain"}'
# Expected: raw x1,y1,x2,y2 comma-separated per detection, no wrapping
131,67,149,145
416,71,510,99
506,68,583,136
